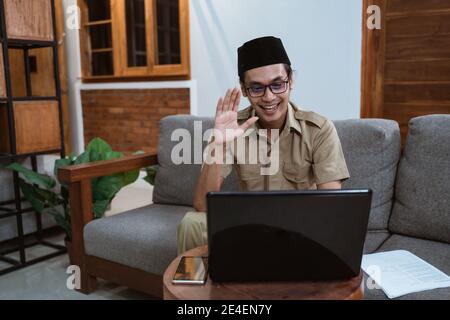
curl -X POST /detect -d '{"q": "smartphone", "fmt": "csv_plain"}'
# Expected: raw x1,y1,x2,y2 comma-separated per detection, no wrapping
172,256,208,285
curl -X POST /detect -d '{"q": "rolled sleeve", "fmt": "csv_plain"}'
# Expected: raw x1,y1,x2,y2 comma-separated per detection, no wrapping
312,120,350,185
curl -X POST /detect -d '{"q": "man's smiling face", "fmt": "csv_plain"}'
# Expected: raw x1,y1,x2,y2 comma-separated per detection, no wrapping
241,63,293,130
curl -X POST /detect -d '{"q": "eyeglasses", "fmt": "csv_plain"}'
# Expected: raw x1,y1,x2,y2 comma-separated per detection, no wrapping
245,77,290,98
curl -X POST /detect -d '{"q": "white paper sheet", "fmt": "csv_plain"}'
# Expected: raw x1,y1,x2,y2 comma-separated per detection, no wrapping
361,250,450,299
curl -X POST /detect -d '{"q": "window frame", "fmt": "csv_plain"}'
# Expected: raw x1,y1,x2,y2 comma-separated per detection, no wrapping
78,0,190,81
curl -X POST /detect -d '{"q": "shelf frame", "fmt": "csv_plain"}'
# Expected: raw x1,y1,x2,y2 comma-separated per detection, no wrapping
0,0,67,276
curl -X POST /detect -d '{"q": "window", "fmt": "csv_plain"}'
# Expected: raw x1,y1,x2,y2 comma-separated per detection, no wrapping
79,0,190,81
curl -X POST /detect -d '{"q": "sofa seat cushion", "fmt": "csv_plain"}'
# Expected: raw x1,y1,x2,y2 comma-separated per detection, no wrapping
363,230,390,254
389,115,450,243
364,234,450,300
334,119,400,230
84,204,193,275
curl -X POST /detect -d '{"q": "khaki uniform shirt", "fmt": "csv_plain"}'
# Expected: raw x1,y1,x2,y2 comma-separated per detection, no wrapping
214,102,350,191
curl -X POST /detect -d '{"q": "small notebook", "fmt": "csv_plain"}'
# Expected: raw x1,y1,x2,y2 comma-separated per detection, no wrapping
362,250,450,299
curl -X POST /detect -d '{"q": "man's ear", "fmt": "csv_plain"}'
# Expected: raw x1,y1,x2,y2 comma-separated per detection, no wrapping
240,81,247,97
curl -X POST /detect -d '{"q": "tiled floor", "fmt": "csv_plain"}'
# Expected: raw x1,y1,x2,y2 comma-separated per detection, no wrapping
0,175,157,300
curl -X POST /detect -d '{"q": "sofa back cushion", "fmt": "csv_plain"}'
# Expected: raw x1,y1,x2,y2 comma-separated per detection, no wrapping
334,119,401,230
154,115,401,229
389,115,450,243
153,115,238,206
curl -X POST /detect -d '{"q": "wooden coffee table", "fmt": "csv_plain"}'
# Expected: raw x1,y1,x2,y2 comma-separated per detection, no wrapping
163,245,364,300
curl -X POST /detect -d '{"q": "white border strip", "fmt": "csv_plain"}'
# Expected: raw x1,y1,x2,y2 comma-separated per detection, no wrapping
79,80,195,90
78,80,198,116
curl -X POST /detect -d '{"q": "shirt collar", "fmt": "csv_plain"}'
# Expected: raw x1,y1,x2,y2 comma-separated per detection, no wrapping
284,102,302,135
241,102,302,138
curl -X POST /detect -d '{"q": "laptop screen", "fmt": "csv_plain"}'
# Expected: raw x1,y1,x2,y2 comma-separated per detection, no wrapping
206,189,372,282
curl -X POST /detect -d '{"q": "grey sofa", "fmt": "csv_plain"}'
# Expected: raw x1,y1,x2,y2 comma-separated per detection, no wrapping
82,114,450,300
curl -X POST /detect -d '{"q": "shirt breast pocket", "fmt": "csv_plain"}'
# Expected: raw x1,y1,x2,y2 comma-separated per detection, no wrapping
282,162,312,190
238,164,263,191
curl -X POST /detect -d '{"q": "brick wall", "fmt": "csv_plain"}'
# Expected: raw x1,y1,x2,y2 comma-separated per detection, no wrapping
81,88,190,154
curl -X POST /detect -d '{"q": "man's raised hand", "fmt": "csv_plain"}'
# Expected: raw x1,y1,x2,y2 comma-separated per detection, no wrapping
213,88,258,144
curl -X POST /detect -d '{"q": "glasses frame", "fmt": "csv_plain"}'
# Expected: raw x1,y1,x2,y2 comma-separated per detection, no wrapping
244,76,291,98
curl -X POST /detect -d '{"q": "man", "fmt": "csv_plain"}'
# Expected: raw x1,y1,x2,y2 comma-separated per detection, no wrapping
177,36,350,253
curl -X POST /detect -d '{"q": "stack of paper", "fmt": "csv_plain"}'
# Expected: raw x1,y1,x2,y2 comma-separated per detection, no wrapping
361,250,450,299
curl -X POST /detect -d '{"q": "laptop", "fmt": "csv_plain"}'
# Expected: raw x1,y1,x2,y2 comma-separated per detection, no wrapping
206,189,372,282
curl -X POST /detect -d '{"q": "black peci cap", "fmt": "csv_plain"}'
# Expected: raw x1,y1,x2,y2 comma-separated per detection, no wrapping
237,36,291,77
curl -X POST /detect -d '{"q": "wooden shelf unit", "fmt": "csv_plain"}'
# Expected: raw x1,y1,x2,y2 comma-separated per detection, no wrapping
0,0,66,276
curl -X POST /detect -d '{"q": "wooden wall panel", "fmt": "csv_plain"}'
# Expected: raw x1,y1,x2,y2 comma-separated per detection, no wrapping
12,101,61,154
385,60,450,82
384,84,450,103
385,35,450,60
4,0,54,41
387,0,450,13
362,0,450,144
386,14,450,38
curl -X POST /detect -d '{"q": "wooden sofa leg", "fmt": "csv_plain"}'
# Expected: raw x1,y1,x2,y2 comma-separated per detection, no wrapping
68,180,97,294
79,271,98,294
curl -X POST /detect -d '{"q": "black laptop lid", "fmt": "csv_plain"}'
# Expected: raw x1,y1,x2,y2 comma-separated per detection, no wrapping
206,189,372,282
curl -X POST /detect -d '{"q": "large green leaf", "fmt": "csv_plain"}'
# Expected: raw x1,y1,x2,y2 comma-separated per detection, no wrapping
33,187,63,207
144,165,158,186
47,208,71,240
93,199,110,219
54,157,73,178
89,149,101,162
60,185,69,204
126,151,145,186
92,175,123,201
6,163,55,189
120,169,140,187
74,151,90,165
18,178,46,212
87,137,112,155
102,151,123,161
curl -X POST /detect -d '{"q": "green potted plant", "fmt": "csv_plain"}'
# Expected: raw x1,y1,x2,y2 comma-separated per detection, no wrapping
143,165,158,186
1,138,142,263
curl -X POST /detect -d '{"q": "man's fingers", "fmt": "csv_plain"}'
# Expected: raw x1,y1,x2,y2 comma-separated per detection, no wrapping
239,116,259,132
232,89,241,112
223,89,232,112
215,97,223,116
217,87,240,117
226,88,238,112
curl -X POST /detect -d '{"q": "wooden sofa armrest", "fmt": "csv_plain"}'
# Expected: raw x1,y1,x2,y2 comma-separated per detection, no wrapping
57,152,158,293
58,153,158,183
